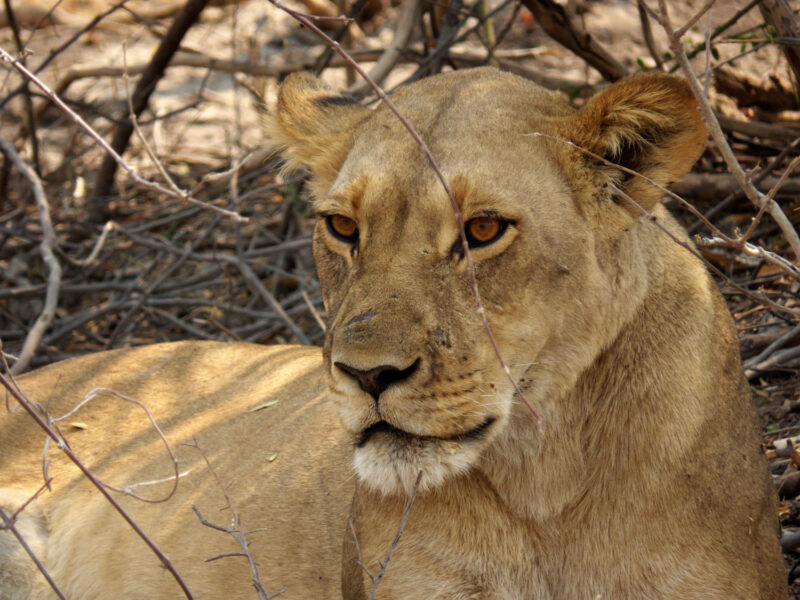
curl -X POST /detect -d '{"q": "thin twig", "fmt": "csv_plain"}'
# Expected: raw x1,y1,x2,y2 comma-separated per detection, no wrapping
366,471,422,600
301,289,326,333
655,1,800,261
526,130,799,315
0,0,135,112
48,387,182,503
637,0,664,70
71,221,118,267
0,134,61,375
346,0,422,94
675,0,715,39
0,506,66,600
3,0,41,175
0,374,194,598
187,439,280,600
0,47,247,224
740,155,800,244
743,324,800,371
91,0,212,211
227,256,311,345
669,0,762,68
122,44,186,199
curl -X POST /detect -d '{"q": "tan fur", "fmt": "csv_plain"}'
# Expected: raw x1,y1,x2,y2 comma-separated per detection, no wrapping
1,67,786,599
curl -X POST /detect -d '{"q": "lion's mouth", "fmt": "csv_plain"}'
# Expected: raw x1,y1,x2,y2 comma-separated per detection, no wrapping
356,417,496,448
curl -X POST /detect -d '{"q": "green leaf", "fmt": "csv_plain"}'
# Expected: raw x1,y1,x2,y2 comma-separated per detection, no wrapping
636,57,646,70
711,47,720,60
248,399,280,412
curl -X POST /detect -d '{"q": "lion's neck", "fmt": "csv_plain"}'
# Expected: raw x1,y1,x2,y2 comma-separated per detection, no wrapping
478,237,718,523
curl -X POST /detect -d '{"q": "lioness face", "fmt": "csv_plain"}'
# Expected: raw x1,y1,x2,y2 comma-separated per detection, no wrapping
272,68,705,496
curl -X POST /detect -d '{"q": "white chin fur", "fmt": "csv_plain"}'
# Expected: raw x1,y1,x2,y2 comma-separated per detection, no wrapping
353,439,481,496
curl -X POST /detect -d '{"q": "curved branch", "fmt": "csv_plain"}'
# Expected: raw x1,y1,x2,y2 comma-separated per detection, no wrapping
347,0,422,94
0,134,61,375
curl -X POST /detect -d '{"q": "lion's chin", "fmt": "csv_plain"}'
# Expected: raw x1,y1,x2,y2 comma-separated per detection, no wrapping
352,418,495,496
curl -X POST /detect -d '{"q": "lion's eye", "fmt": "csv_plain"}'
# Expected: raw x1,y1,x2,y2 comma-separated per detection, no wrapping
465,217,506,247
326,214,359,243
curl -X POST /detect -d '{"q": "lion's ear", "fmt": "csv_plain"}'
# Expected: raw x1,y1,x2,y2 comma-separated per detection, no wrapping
560,73,706,211
267,72,370,196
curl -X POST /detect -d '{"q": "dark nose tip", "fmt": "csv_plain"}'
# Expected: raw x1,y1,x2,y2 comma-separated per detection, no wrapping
334,359,420,402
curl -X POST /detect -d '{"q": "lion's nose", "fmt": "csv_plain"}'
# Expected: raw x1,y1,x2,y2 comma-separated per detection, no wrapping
334,359,419,402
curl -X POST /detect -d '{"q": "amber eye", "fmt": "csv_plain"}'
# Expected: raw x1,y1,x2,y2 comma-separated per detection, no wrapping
326,214,359,243
465,217,506,247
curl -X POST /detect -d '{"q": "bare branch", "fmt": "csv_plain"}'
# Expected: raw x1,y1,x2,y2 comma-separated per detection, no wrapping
367,471,422,600
347,0,422,94
0,374,194,598
518,0,627,81
3,0,41,174
0,134,61,375
91,0,212,214
49,387,182,503
0,46,248,224
0,506,66,600
71,221,118,267
187,439,281,600
637,0,664,70
675,0,715,39
228,256,311,345
654,1,800,261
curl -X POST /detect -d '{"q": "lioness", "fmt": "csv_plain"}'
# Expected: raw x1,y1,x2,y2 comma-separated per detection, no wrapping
1,67,787,599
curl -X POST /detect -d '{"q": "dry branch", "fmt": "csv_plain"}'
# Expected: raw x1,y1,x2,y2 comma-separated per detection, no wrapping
46,48,386,109
519,0,627,81
671,173,800,201
0,375,194,598
0,0,136,113
90,0,212,219
3,0,40,175
0,506,65,600
759,0,800,89
0,134,61,375
350,471,422,600
715,114,800,143
188,439,279,600
347,0,422,94
653,1,800,261
0,46,247,223
715,66,796,112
